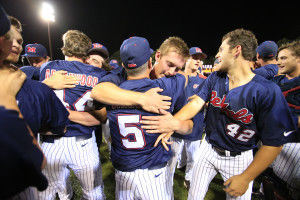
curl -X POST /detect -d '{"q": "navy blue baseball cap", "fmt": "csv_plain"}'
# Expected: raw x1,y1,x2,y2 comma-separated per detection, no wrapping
256,41,278,58
120,36,151,69
0,4,10,36
88,43,109,59
189,47,207,59
22,43,48,57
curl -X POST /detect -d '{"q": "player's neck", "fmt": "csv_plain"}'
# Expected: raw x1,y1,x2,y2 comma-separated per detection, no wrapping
127,73,150,80
185,68,197,77
65,56,84,63
227,59,255,90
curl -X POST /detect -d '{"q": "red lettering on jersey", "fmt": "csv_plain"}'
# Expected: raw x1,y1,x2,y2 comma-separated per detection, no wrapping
210,90,253,124
86,76,93,87
80,74,86,86
92,77,99,87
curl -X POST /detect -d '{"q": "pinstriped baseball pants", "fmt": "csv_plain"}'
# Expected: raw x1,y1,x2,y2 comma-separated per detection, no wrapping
115,166,172,200
188,139,253,200
37,134,105,200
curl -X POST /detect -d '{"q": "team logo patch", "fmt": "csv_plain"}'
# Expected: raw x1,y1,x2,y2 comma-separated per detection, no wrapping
196,48,202,53
193,84,199,89
93,43,103,48
27,47,36,53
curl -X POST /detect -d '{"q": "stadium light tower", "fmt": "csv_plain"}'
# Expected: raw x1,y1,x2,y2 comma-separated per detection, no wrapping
40,2,55,60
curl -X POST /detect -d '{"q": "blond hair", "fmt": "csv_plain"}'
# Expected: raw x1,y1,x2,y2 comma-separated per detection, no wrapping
158,36,189,59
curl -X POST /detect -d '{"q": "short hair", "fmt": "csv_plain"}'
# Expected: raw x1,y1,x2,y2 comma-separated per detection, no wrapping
222,28,258,61
158,36,190,60
61,30,92,58
124,61,148,77
278,40,300,58
8,16,22,32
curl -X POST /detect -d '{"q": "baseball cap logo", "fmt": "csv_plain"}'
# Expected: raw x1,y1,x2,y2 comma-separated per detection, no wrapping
27,47,36,53
93,43,103,48
196,48,202,53
127,63,137,68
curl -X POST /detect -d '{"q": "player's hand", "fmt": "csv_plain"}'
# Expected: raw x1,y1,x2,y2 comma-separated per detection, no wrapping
223,175,250,197
140,87,171,114
140,109,177,133
154,132,173,151
43,70,78,89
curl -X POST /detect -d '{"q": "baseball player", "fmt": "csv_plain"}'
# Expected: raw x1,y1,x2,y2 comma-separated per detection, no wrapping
141,28,297,200
107,36,190,200
91,36,190,115
167,47,207,190
20,43,50,80
39,30,107,200
253,40,279,79
263,40,300,200
0,10,48,199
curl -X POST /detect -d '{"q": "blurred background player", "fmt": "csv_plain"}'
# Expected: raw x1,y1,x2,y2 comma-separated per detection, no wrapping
253,40,279,79
20,43,50,80
189,47,207,77
167,46,207,190
260,40,300,200
86,42,112,151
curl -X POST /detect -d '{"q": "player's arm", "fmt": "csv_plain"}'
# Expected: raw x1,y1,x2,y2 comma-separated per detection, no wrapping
42,70,78,89
91,82,172,114
68,107,107,126
224,145,283,197
141,109,194,135
141,95,205,134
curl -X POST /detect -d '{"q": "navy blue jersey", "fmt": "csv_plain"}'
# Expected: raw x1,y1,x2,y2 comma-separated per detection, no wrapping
40,60,108,137
272,75,300,141
197,71,296,152
107,74,186,171
173,74,206,141
0,107,48,198
20,66,40,80
253,64,278,80
99,67,127,86
17,79,69,137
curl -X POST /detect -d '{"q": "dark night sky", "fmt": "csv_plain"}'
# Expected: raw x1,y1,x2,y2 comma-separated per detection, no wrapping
2,0,300,61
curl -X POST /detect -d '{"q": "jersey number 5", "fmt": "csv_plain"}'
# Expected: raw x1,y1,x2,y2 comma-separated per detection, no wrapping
117,114,146,149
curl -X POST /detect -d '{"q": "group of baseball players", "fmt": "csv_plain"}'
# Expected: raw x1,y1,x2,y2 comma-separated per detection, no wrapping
0,3,299,200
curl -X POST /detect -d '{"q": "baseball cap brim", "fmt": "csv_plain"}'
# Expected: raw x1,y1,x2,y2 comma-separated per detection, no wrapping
88,48,109,59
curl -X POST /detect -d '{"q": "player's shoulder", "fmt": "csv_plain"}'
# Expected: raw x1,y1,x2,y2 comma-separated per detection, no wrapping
22,78,53,96
252,74,283,95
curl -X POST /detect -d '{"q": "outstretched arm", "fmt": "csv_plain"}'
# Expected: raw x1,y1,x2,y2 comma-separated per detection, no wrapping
91,82,172,114
42,70,77,89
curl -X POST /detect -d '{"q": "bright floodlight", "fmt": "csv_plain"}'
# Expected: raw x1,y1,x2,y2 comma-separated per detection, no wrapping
40,2,55,22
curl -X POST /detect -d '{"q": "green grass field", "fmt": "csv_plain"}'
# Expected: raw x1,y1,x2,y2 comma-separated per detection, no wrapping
68,141,262,200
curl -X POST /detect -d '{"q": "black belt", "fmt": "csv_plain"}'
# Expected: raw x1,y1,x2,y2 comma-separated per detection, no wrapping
41,134,92,143
212,146,241,157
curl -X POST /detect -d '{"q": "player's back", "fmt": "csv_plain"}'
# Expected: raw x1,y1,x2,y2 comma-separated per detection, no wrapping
40,60,108,137
107,75,186,171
